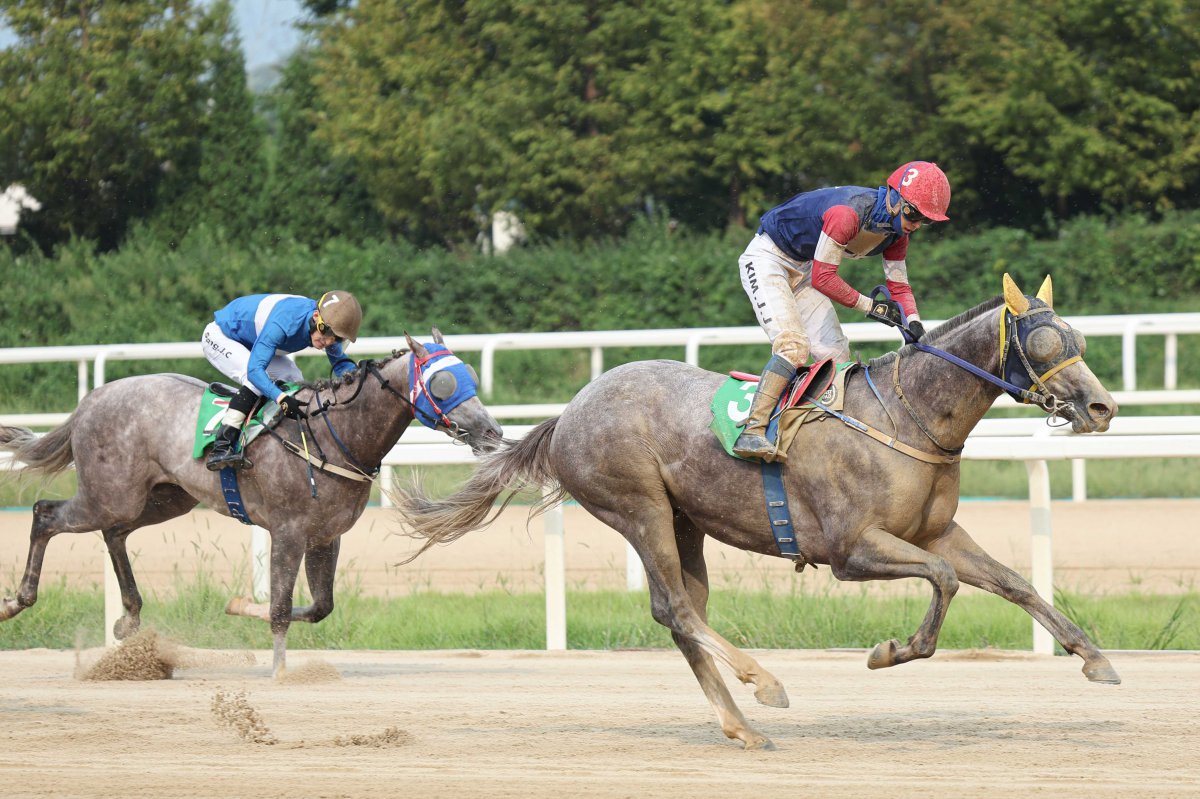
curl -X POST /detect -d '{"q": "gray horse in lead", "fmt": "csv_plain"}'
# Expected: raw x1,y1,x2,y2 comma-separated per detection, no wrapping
393,276,1120,749
0,331,502,675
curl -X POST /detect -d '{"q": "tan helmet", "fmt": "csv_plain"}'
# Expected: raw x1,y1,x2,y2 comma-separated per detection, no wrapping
315,290,362,342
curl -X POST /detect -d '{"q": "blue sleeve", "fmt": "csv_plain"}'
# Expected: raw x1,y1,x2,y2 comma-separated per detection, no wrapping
247,324,287,398
326,342,356,377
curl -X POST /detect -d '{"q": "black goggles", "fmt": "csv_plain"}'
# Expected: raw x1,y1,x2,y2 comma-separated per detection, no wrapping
315,320,344,343
901,200,933,225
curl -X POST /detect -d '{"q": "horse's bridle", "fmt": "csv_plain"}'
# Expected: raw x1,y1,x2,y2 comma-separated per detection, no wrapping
845,287,1088,461
265,350,476,489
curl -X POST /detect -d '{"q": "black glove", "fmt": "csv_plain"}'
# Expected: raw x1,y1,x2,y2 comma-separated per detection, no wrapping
866,297,904,328
907,320,927,342
279,394,306,419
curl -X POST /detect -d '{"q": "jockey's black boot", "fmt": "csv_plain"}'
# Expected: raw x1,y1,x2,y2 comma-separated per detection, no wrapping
205,424,251,471
733,354,797,462
205,386,259,472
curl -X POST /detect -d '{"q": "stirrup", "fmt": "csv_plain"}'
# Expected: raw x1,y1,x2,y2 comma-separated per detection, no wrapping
733,431,776,461
206,447,252,472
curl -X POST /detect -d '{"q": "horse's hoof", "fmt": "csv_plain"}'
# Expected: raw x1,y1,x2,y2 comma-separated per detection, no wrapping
225,597,248,616
1083,660,1122,685
753,682,790,708
867,639,900,670
0,598,21,621
743,734,776,751
112,615,140,640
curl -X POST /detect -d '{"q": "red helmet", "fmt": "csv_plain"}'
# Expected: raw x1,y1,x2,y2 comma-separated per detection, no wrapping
887,161,950,222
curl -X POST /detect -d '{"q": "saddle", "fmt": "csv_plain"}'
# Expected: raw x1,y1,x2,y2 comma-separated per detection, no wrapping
710,360,855,461
191,382,287,460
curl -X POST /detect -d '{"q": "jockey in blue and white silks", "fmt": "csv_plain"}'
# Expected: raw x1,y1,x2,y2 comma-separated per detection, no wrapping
201,291,363,471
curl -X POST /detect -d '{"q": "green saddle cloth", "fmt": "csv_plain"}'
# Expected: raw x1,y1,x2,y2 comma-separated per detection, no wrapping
709,363,855,461
192,384,297,459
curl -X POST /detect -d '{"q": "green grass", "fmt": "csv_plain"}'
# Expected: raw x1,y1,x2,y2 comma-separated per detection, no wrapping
2,577,1196,652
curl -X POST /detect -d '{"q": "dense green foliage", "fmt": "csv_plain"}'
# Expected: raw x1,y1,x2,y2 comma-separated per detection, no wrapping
3,0,1200,251
1,579,1195,651
2,210,1198,413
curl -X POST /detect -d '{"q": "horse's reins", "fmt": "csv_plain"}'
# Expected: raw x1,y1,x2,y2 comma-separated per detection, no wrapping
808,287,1084,464
263,351,471,490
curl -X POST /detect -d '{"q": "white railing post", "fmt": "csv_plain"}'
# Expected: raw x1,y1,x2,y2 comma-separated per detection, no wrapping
377,464,394,508
1071,459,1087,502
1024,448,1055,656
1165,333,1178,390
251,526,270,602
626,541,644,591
544,487,566,650
480,341,499,398
1121,322,1139,391
76,359,89,403
590,347,603,382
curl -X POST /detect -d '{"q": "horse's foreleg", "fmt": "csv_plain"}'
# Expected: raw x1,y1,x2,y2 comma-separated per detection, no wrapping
102,527,143,640
294,539,340,624
1,500,73,620
672,517,774,750
927,521,1120,684
832,526,959,669
266,534,307,678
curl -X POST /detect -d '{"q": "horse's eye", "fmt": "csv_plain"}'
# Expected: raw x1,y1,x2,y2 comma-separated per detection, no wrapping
1026,326,1064,362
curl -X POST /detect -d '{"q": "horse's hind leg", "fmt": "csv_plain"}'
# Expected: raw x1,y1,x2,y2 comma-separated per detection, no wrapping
672,515,775,750
581,495,787,739
831,526,960,669
0,499,73,620
101,485,200,640
926,521,1120,684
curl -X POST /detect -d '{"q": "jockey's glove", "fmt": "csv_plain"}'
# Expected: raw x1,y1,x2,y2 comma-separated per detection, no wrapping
907,320,927,342
279,394,306,419
866,297,904,328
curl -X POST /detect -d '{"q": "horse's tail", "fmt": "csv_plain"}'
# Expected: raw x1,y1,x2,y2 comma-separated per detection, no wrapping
0,417,76,477
393,417,563,564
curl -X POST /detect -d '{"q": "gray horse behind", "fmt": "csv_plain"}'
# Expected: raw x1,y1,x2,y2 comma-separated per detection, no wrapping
0,330,502,676
393,276,1120,749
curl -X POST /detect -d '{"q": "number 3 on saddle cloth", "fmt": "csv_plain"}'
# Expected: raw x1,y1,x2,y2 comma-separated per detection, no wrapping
710,358,848,564
710,358,847,463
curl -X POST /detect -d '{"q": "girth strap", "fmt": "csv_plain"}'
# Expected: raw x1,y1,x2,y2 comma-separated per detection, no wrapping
219,467,255,525
759,461,806,561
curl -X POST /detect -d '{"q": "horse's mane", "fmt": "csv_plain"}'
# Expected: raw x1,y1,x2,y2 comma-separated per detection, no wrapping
303,349,409,394
867,295,1004,370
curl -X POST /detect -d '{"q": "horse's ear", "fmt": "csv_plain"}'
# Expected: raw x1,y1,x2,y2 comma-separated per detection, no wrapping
1035,275,1053,309
1003,273,1030,315
405,331,428,360
431,326,445,345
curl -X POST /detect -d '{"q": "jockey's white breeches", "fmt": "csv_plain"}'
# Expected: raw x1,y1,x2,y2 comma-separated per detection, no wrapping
738,232,852,366
202,322,304,395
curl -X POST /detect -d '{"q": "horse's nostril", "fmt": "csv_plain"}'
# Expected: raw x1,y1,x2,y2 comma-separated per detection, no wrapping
1090,402,1112,420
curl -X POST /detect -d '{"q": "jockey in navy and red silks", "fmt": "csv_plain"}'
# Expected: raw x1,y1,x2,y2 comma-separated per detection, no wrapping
733,161,952,460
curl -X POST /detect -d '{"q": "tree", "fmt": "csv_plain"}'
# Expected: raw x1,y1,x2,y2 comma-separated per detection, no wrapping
0,1,217,250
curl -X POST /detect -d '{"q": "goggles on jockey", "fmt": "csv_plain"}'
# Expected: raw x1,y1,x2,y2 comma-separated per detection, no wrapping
900,200,933,225
313,314,344,344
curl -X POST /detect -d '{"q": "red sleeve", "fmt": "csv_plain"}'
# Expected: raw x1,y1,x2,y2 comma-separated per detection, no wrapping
886,280,918,319
882,236,909,260
810,206,864,309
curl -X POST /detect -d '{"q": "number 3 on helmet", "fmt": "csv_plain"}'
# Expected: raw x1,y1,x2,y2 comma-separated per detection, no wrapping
887,161,951,222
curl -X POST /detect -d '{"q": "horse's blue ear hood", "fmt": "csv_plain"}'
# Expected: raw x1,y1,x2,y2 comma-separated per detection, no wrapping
409,344,479,428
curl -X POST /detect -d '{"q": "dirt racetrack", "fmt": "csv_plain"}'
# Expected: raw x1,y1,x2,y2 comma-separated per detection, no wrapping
2,645,1198,798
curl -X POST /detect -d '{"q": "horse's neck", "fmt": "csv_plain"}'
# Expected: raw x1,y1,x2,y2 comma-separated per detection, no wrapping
890,310,1005,450
317,361,414,467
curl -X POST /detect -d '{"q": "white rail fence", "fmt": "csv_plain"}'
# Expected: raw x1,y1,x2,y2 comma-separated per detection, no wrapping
2,315,1199,654
1,313,1199,431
